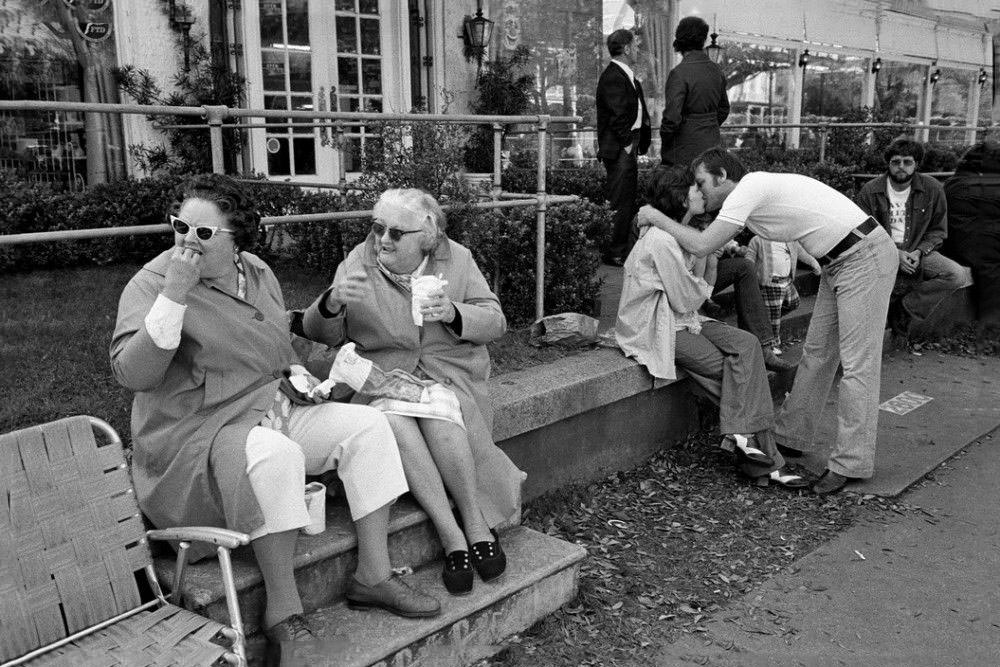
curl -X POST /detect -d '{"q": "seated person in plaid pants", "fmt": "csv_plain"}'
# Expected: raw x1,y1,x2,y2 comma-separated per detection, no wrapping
744,236,821,349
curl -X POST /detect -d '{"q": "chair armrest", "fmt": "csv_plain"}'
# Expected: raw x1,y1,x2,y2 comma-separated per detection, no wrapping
147,526,250,549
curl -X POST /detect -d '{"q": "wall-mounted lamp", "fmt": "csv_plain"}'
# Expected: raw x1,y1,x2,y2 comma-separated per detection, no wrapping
979,68,989,87
707,30,722,64
165,0,196,71
870,57,882,74
798,49,810,68
462,0,494,75
929,67,941,85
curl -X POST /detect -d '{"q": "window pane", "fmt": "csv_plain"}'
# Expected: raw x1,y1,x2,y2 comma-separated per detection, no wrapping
358,0,378,14
286,0,310,48
289,51,312,91
338,58,359,93
335,0,354,11
261,51,286,91
342,137,362,171
360,18,380,55
267,137,290,175
361,59,381,94
366,98,383,112
344,97,361,112
258,0,283,45
291,96,315,134
293,137,317,174
264,95,290,128
337,16,358,53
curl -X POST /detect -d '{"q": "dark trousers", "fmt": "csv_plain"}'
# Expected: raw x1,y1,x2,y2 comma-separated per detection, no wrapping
602,132,640,258
713,257,776,347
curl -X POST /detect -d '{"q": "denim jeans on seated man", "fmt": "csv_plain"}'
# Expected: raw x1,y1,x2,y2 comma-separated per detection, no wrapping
713,256,792,371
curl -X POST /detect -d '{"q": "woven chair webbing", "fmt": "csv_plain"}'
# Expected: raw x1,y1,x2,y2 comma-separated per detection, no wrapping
21,604,229,667
1,416,150,661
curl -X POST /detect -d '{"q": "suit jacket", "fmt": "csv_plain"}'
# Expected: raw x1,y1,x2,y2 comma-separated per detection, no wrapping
596,61,651,161
856,171,948,254
660,50,730,167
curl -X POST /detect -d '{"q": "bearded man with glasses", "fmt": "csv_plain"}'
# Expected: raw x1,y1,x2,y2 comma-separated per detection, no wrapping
856,137,973,336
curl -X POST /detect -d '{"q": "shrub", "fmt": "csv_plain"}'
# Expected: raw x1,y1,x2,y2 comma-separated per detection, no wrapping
464,199,609,327
0,172,184,272
502,163,609,204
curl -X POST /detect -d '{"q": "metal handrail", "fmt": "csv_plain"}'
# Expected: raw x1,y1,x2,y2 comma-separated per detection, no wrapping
0,100,585,319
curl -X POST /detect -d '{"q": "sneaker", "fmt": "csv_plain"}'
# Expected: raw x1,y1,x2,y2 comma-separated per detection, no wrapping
346,574,441,618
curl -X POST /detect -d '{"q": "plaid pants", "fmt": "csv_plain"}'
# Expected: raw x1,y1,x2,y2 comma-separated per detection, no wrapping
759,277,800,342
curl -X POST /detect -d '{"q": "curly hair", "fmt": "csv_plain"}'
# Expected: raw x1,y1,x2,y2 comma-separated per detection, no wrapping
645,166,694,220
673,16,709,53
883,137,924,166
169,173,261,251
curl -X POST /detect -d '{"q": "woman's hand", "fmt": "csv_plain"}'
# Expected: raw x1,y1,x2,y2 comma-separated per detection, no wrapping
162,246,202,303
419,288,456,323
327,271,368,312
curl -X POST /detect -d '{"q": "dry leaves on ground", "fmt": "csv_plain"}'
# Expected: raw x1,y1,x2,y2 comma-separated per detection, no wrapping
483,429,914,667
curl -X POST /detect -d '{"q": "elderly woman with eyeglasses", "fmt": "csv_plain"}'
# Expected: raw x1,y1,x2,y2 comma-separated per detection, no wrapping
110,175,440,645
299,188,525,597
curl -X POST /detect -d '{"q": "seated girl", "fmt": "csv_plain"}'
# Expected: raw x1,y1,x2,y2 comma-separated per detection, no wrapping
615,166,807,489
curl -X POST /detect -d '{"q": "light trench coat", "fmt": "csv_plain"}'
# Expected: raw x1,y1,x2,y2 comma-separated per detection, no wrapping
614,227,715,380
111,250,294,561
301,235,525,528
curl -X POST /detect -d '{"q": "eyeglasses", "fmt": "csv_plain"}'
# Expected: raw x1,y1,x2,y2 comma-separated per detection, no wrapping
170,215,236,241
889,158,917,167
371,221,422,242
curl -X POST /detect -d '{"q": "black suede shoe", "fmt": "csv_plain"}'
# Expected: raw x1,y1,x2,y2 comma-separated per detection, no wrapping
762,347,796,372
471,529,507,582
442,550,474,595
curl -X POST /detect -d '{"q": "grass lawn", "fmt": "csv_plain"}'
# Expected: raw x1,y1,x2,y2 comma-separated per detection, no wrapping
1,262,577,438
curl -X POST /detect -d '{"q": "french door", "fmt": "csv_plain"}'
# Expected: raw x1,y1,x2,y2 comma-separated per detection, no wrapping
243,0,408,182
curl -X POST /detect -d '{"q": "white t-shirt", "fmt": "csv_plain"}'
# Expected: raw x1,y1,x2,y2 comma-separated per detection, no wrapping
770,241,792,278
714,172,867,257
886,183,910,246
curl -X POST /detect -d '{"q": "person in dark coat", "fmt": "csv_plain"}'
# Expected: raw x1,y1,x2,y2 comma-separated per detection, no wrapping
596,28,652,266
660,16,730,168
943,142,1000,329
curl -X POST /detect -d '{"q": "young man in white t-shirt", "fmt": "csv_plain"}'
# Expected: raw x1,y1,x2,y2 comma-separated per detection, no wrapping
856,138,972,334
638,148,898,495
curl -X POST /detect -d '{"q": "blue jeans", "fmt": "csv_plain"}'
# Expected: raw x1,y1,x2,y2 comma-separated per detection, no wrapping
775,226,898,478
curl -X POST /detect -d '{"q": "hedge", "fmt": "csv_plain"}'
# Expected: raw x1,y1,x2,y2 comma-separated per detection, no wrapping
0,172,607,327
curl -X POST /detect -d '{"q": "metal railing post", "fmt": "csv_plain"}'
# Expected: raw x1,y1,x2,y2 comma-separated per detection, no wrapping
535,115,550,322
203,105,228,174
818,124,829,163
334,121,348,193
492,123,503,201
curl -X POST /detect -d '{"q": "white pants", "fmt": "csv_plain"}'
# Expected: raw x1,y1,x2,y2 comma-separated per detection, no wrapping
244,402,408,539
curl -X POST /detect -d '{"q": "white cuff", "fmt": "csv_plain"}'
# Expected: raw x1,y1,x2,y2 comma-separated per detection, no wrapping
144,294,186,350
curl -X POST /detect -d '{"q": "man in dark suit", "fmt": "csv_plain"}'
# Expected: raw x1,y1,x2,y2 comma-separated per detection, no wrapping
660,16,730,167
596,28,651,266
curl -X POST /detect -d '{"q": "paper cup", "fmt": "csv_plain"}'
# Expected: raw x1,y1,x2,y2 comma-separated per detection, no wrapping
303,481,326,535
411,275,447,326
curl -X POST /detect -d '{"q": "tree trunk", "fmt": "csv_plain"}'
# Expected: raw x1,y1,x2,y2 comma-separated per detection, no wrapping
54,3,107,185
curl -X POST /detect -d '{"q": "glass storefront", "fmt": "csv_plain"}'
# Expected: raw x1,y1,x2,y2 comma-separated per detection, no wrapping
0,0,124,188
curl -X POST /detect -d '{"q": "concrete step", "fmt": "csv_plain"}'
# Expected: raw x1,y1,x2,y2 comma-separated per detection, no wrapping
154,496,442,633
247,526,586,667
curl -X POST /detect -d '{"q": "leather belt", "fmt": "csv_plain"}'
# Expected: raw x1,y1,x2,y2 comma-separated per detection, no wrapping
818,217,878,267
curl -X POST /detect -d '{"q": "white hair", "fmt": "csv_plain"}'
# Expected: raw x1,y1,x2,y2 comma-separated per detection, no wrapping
375,188,447,252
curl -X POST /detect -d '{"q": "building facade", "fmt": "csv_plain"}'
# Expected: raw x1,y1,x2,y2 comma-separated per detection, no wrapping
1,0,995,187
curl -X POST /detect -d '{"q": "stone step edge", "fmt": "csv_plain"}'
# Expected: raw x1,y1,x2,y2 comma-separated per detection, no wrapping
263,525,587,664
157,496,434,609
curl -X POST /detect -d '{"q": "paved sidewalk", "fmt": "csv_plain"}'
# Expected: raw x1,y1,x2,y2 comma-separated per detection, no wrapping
657,424,1000,666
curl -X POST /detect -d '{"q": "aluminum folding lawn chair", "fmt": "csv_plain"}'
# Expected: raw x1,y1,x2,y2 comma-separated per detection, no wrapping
1,416,249,666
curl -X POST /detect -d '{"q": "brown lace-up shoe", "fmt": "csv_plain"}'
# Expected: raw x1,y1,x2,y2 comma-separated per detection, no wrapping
346,574,441,618
265,613,316,642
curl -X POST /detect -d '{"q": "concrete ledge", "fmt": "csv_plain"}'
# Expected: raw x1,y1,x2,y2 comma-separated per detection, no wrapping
489,348,657,442
488,348,698,501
